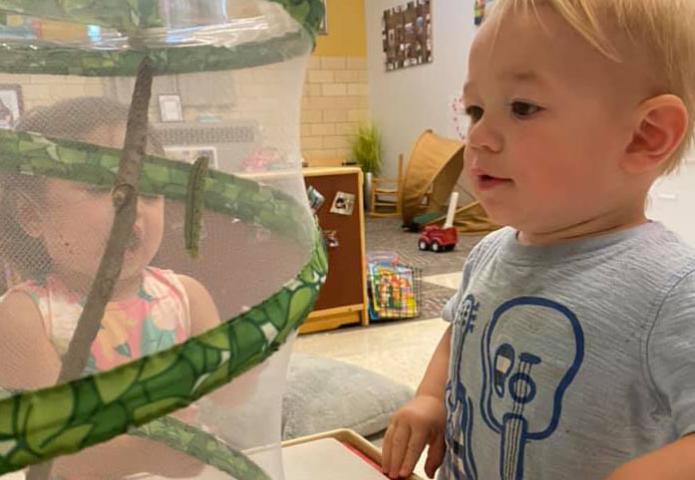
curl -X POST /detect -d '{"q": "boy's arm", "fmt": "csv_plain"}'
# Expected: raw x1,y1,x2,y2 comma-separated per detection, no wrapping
382,324,451,479
416,323,452,398
606,435,695,480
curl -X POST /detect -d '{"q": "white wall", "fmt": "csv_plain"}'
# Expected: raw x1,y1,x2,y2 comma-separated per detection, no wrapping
366,0,476,177
647,155,695,247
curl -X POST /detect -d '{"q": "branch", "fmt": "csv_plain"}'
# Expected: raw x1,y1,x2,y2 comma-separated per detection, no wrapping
26,56,154,480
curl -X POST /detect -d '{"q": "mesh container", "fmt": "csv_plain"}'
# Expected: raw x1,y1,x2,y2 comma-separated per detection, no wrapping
0,1,326,479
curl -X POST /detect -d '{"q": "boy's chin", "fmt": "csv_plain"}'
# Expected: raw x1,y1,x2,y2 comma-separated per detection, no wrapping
479,205,522,229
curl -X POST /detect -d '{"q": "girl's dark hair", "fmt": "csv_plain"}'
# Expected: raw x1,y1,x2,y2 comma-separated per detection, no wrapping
14,96,164,153
0,97,163,290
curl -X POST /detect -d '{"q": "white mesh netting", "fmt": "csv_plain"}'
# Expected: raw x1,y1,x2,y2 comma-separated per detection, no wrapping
0,1,323,479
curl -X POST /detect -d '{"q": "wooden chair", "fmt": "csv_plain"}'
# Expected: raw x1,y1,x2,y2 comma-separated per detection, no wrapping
369,154,404,217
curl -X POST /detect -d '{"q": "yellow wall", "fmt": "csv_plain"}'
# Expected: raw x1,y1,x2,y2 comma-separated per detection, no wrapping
314,0,367,57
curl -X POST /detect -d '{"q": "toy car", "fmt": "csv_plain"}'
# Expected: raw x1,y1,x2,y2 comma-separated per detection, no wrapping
418,225,458,252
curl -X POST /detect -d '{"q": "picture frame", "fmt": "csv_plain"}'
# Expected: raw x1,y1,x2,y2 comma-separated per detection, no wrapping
318,0,328,35
164,145,218,169
0,84,23,129
329,191,356,216
158,94,183,122
382,0,432,72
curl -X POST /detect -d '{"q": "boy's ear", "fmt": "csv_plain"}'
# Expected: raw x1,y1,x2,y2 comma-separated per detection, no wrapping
623,94,689,174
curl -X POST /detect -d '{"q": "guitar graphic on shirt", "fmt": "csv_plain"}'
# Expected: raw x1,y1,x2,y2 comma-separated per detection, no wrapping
480,297,584,480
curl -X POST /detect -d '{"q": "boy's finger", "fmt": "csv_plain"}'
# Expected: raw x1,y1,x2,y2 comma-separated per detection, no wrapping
398,428,428,478
386,424,412,478
424,433,446,478
382,424,396,473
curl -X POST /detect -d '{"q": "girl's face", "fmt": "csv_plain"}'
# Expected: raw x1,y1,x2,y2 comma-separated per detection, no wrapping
19,123,165,288
26,179,165,286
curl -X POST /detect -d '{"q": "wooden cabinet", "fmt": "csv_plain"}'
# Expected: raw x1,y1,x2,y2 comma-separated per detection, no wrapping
301,167,368,334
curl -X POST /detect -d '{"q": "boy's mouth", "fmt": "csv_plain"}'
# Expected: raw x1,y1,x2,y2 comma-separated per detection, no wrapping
474,173,513,191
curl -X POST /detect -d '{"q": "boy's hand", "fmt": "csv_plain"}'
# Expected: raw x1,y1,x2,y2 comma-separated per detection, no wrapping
382,394,447,479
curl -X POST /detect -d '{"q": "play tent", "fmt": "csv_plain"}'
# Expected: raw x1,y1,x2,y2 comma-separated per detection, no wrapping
399,130,499,234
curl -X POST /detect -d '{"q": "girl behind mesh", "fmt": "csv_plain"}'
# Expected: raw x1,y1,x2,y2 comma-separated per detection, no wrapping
0,97,222,478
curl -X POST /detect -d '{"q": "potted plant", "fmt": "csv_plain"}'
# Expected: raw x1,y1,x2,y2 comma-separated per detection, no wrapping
350,122,382,210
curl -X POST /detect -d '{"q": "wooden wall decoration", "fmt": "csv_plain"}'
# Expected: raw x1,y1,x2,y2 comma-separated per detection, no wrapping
382,0,432,71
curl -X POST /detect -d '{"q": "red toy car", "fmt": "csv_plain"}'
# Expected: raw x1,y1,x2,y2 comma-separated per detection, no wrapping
418,225,458,252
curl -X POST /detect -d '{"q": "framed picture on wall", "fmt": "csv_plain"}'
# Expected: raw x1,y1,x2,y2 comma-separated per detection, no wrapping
319,0,328,35
0,84,23,129
382,0,432,72
164,145,218,169
158,94,183,122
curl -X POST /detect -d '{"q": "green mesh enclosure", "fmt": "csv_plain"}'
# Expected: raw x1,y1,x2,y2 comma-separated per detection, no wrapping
0,1,326,479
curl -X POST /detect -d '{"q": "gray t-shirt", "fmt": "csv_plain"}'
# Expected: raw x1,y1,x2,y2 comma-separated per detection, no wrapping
439,222,695,480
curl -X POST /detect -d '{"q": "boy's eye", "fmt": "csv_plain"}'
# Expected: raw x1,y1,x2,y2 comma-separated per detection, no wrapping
465,105,484,123
511,101,543,118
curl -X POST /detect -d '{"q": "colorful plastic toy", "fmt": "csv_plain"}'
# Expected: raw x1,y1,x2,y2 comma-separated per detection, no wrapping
417,192,460,252
418,224,459,252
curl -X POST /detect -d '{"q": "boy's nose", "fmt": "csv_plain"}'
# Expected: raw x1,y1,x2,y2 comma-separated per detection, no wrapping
468,117,503,153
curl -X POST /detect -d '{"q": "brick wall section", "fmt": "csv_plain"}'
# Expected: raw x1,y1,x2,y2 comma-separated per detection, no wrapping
301,56,370,167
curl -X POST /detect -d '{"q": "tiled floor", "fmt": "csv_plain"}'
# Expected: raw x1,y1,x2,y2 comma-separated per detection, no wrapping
423,272,463,291
294,316,449,392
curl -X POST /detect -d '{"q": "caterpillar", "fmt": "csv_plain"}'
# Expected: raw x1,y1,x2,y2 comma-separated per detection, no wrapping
185,155,209,258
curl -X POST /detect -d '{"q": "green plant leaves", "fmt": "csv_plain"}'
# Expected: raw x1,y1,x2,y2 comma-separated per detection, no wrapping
351,123,383,175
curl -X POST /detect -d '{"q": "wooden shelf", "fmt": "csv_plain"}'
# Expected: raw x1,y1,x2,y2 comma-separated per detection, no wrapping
302,167,368,333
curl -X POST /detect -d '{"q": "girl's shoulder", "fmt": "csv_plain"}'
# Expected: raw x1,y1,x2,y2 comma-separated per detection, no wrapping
173,273,220,335
143,267,189,300
0,285,44,322
0,288,61,388
0,280,51,331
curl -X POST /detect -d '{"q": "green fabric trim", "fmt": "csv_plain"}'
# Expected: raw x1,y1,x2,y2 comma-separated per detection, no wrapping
131,416,271,480
0,130,316,245
0,0,325,76
0,130,328,474
0,30,312,77
0,0,324,38
0,0,161,32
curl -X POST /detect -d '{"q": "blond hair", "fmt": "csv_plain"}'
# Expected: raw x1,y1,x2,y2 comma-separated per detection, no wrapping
488,0,695,173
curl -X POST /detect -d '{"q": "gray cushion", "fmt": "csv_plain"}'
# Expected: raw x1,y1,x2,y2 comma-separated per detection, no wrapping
282,353,414,440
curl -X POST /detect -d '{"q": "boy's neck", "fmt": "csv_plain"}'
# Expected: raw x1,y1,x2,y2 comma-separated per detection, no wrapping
517,208,649,247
